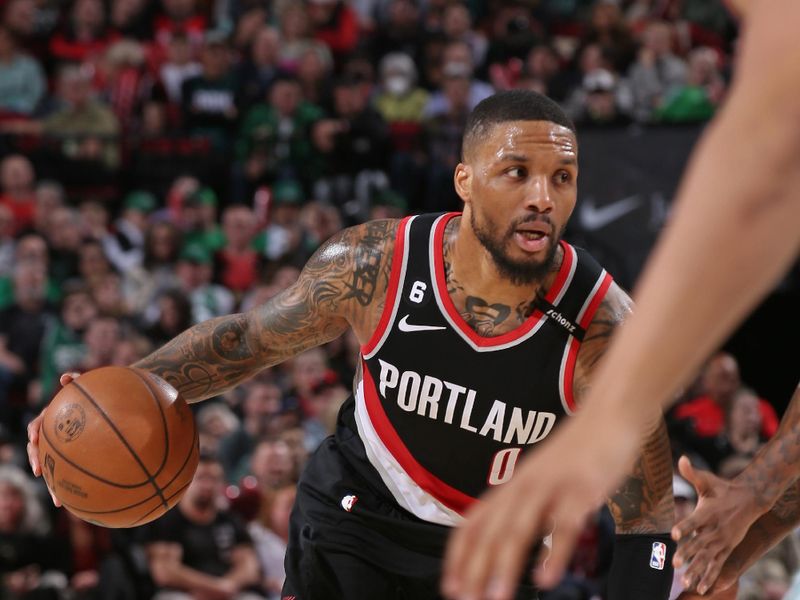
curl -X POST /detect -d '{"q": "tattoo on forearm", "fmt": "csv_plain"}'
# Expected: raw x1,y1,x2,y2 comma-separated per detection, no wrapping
738,385,800,509
572,286,672,533
724,480,800,579
212,315,258,361
608,419,675,533
134,316,263,400
771,482,800,523
135,220,399,402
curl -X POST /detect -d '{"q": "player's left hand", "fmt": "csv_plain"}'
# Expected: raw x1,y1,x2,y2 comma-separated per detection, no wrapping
672,456,762,595
26,372,79,506
442,409,639,600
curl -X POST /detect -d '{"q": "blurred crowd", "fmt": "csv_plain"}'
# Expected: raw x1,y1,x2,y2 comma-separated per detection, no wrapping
1,0,794,598
0,0,739,214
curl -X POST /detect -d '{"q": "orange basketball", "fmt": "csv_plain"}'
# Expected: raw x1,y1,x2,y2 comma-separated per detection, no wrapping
38,366,199,528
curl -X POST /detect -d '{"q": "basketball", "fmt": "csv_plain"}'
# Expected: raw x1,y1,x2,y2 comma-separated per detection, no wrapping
37,366,200,528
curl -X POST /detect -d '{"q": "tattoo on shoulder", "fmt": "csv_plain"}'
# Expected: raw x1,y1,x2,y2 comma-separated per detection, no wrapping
343,220,394,306
264,219,399,337
584,287,632,343
576,287,633,377
293,219,398,310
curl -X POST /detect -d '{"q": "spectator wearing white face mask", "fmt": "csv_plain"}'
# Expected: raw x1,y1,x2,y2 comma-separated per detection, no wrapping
373,52,430,209
423,40,494,119
373,52,429,125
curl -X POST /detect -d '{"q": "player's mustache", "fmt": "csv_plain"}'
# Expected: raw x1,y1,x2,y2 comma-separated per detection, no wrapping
505,214,554,236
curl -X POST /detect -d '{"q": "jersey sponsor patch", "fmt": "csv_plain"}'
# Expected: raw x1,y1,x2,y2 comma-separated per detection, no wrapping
650,541,667,570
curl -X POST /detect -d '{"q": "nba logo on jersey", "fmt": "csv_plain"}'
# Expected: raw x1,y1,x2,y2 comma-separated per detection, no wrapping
650,542,667,570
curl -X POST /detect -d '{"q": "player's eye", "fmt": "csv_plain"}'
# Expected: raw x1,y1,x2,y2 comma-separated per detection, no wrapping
505,167,526,179
555,170,572,184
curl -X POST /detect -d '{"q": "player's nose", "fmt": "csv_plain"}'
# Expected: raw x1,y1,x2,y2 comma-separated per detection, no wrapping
521,175,554,213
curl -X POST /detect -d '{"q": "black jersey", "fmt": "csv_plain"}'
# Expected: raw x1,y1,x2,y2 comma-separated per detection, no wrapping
344,212,613,526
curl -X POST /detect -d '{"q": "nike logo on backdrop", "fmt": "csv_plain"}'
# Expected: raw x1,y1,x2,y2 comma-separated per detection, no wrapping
398,315,447,332
578,195,642,231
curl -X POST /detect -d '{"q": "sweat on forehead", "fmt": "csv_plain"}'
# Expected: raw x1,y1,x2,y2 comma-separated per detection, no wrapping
462,90,576,161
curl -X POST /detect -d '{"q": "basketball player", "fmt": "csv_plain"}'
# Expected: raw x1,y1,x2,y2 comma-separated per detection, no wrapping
28,91,677,599
441,0,800,598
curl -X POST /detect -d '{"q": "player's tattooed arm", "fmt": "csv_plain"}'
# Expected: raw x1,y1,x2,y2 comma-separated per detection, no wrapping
606,418,675,533
674,385,800,593
134,219,399,402
575,283,675,533
736,384,800,511
709,480,800,591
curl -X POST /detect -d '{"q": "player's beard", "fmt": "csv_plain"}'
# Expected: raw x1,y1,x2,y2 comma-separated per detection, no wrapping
470,209,561,286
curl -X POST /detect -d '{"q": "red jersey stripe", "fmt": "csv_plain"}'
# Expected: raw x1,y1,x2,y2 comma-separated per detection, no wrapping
362,216,412,356
361,360,477,513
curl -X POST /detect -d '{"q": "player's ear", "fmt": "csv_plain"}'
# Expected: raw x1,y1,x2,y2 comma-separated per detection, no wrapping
454,163,472,204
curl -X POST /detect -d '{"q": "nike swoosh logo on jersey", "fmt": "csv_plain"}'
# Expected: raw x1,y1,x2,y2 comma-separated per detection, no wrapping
397,315,447,332
578,195,641,231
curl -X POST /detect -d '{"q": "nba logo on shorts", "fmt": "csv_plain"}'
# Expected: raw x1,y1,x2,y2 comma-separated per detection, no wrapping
650,542,667,570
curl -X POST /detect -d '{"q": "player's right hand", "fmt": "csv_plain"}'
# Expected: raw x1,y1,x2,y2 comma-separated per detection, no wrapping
26,372,80,506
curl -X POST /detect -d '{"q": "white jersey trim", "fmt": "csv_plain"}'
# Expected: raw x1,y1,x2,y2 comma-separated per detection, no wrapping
558,269,610,415
552,244,578,306
558,339,578,416
576,269,609,323
353,377,464,526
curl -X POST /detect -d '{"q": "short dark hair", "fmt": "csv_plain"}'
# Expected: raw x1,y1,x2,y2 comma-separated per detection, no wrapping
462,90,576,161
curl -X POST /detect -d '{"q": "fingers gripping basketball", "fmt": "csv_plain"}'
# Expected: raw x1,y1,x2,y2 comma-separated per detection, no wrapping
38,366,199,528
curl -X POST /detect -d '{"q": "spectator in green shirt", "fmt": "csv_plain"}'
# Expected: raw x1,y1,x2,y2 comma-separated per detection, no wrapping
0,233,60,310
656,46,726,123
182,186,225,254
234,74,324,202
37,284,96,405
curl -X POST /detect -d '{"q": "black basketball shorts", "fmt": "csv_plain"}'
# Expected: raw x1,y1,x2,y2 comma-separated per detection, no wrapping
281,431,539,600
